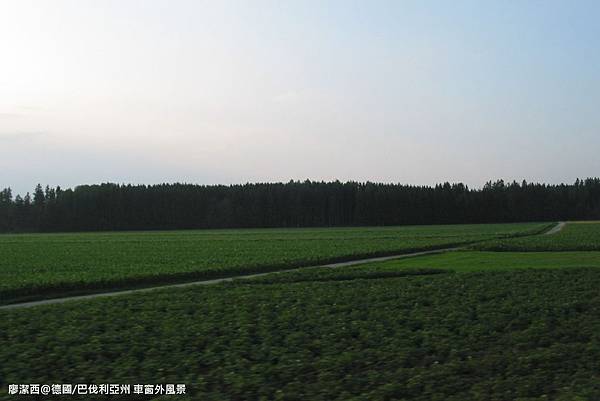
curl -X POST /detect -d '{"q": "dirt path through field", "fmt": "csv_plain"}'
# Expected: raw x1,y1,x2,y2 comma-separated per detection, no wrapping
0,222,563,311
544,221,566,235
0,247,459,310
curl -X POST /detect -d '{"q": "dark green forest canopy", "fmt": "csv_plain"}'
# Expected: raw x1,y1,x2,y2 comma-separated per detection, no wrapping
1,178,600,232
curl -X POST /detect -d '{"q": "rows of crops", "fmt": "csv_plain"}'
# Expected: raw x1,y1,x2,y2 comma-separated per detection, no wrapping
0,222,547,304
2,267,600,400
472,222,600,251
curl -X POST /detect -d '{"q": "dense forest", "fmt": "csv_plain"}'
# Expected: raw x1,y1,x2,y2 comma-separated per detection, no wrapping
1,178,600,232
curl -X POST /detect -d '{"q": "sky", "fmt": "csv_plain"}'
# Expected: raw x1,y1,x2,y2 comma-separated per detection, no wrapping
1,0,599,195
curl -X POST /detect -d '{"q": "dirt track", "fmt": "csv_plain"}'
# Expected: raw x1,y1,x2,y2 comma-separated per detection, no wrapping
544,221,566,235
0,247,457,310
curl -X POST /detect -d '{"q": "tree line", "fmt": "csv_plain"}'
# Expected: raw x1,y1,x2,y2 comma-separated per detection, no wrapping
0,178,599,232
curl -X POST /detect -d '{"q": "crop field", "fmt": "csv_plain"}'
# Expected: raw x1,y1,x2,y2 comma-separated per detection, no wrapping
4,221,600,401
3,267,600,400
245,250,600,284
472,221,600,251
0,222,546,304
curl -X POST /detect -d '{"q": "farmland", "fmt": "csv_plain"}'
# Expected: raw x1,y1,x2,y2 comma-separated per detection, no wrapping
3,221,600,400
0,222,546,304
2,266,600,400
472,221,600,251
247,250,600,284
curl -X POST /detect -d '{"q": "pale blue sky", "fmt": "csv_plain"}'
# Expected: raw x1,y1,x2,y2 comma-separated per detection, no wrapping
1,0,599,195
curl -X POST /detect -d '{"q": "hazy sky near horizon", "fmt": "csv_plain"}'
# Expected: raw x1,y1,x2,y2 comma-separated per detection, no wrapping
1,0,599,195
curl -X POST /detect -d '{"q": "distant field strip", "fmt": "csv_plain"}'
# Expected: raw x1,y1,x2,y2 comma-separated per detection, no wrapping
472,221,600,251
9,236,587,310
0,248,456,310
244,250,600,284
0,223,548,304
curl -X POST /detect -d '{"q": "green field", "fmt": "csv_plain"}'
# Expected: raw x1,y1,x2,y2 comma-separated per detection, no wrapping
0,222,546,304
2,266,600,400
472,221,600,251
246,250,600,284
4,221,600,401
